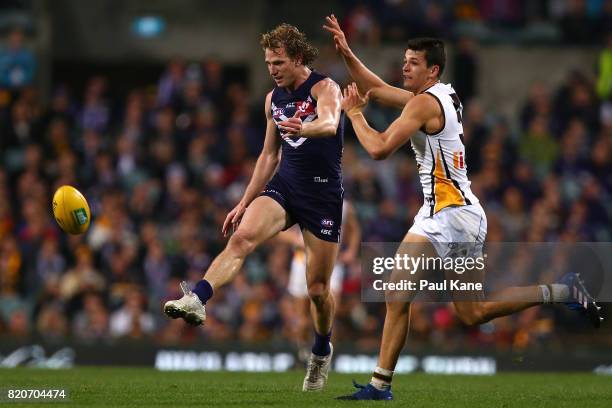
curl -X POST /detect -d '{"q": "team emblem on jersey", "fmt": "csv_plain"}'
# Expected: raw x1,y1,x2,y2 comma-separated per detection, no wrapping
271,98,317,148
295,99,316,116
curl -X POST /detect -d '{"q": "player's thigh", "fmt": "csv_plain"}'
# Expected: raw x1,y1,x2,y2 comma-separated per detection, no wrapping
302,229,339,286
395,231,437,279
386,232,437,303
235,196,290,245
401,231,435,246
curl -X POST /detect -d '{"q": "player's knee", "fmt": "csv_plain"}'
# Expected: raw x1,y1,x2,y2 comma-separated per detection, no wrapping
307,282,330,306
227,229,257,257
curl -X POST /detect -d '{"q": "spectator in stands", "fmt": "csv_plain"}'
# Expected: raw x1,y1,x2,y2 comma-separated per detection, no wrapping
36,302,69,341
6,309,30,337
0,28,36,90
478,0,525,28
72,292,109,341
59,244,105,302
519,115,558,179
143,239,172,303
156,58,185,108
343,4,381,46
201,59,224,106
597,32,612,131
417,1,453,37
34,237,66,290
520,82,553,132
1,97,35,151
597,32,612,101
109,291,155,339
378,0,420,41
452,36,479,105
79,76,110,133
558,0,600,44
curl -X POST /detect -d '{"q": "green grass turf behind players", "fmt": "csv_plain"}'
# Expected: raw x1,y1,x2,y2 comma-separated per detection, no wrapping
1,367,611,407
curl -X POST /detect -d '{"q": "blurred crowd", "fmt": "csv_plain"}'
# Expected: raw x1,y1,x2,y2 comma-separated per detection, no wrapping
0,24,611,354
337,0,612,45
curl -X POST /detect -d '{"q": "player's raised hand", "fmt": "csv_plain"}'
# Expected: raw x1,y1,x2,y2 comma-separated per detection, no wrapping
222,201,247,237
323,14,351,57
342,82,369,117
277,109,303,135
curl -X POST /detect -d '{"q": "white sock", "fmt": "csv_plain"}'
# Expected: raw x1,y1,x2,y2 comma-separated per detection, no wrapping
370,366,393,391
539,285,551,304
550,283,570,302
540,284,571,303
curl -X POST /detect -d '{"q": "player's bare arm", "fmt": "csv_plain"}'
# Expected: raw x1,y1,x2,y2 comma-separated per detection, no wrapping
222,91,281,236
342,83,440,160
323,14,413,109
276,78,342,138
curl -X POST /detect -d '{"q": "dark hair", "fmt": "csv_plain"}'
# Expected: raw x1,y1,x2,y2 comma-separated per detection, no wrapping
405,38,446,77
260,23,318,66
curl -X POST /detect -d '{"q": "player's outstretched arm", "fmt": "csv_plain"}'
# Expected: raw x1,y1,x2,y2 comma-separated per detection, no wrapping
323,14,413,110
342,83,436,160
277,78,342,138
222,92,281,236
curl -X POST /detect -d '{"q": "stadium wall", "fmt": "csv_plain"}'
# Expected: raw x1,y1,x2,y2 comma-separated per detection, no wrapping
2,340,611,375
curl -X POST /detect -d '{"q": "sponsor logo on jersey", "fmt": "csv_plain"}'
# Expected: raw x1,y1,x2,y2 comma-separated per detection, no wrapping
453,151,465,169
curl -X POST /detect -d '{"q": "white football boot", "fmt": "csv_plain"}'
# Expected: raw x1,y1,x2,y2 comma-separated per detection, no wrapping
163,281,206,325
302,343,333,391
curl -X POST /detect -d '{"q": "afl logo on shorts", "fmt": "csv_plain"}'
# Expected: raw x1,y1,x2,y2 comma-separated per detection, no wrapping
321,219,334,228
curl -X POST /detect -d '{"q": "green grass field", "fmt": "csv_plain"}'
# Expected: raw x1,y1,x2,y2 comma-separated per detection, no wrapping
1,368,611,407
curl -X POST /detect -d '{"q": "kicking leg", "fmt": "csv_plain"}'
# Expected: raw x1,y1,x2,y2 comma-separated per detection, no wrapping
164,196,289,325
204,196,289,289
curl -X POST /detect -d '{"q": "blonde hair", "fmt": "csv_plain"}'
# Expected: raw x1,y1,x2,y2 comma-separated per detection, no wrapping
260,23,318,66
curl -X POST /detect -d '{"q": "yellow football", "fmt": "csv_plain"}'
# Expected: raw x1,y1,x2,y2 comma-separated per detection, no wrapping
52,185,91,235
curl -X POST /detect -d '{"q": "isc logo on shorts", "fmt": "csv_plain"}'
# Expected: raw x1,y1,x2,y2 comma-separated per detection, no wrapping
320,229,332,235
